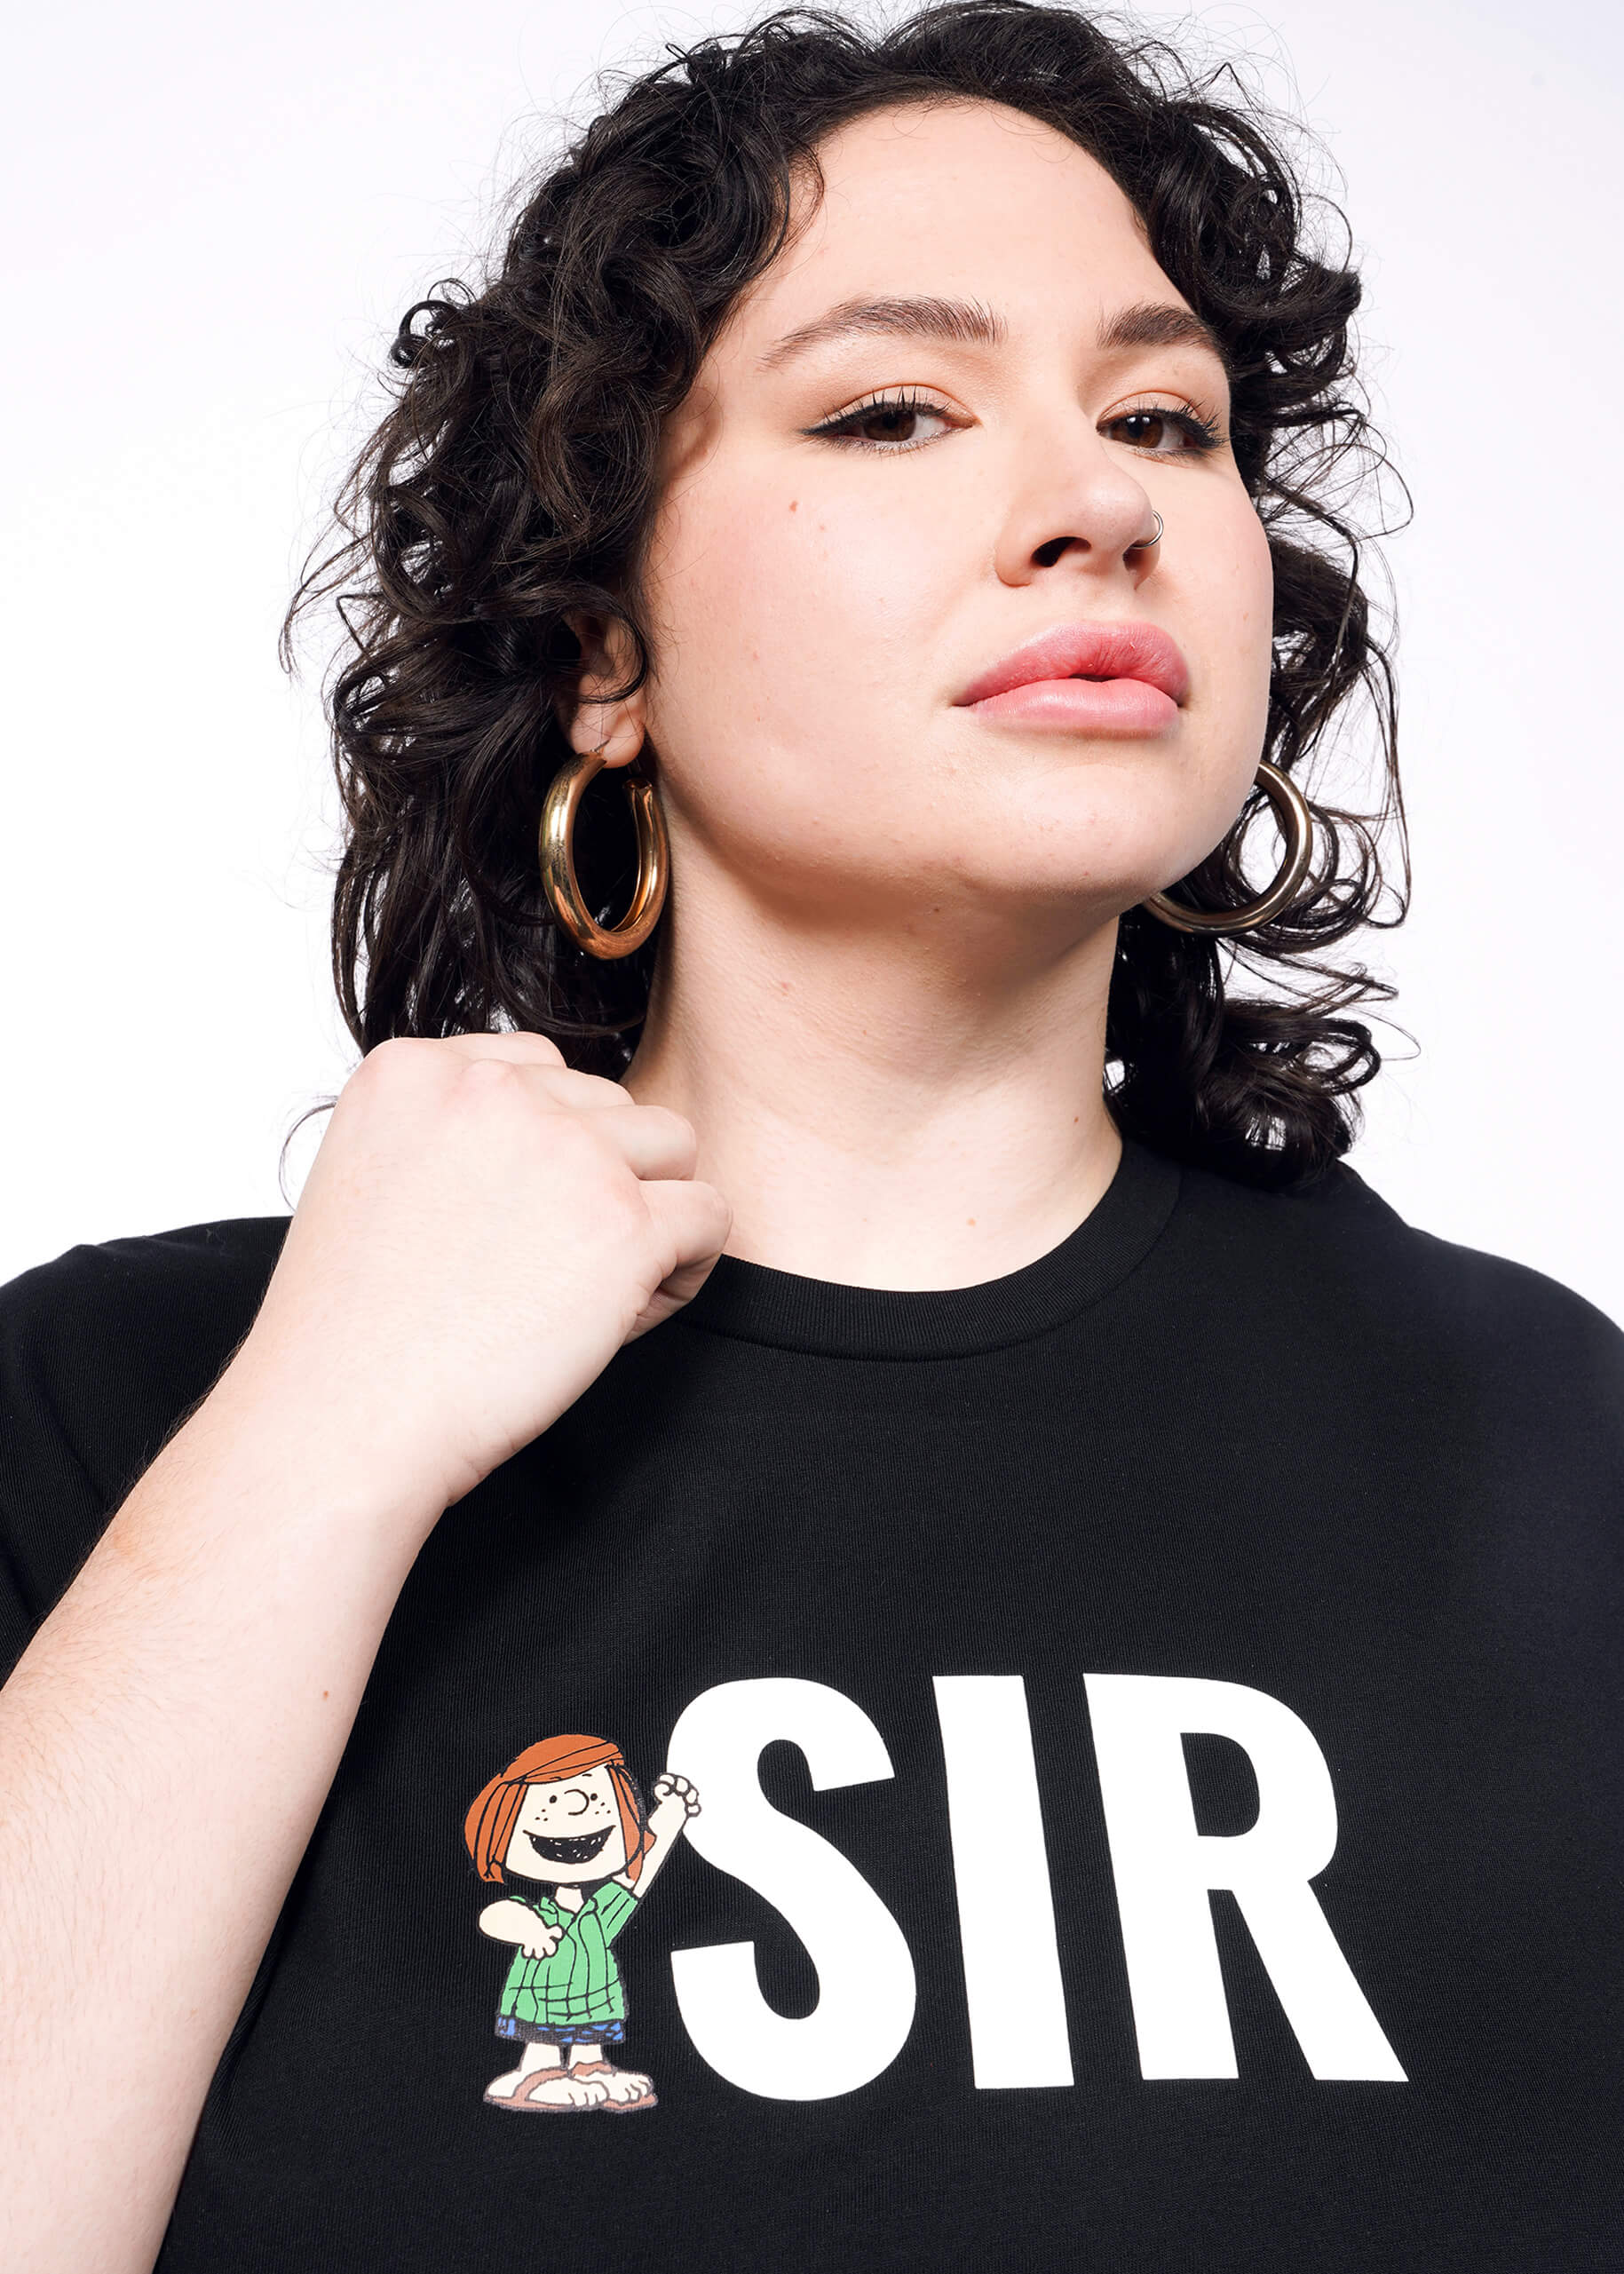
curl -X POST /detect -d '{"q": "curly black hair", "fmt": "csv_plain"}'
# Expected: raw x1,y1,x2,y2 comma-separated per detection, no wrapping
287,0,1407,1188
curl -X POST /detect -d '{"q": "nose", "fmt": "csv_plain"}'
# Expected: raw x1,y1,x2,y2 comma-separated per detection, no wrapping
992,422,1161,590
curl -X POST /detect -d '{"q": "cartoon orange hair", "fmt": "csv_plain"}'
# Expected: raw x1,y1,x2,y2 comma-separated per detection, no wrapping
463,1733,654,1887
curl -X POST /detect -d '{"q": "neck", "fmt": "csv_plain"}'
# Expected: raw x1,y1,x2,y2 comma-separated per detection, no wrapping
623,876,1123,1291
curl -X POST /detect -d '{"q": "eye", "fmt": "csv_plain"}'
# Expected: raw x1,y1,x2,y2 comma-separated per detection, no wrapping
1101,401,1224,458
805,388,958,454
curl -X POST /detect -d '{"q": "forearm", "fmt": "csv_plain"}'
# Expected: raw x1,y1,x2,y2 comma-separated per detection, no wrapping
479,1898,538,1941
0,1359,443,2274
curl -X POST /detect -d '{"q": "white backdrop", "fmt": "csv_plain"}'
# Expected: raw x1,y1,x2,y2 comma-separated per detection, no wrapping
4,0,1620,1318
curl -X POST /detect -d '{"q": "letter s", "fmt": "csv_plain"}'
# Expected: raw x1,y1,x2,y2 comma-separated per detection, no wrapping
667,1678,916,2101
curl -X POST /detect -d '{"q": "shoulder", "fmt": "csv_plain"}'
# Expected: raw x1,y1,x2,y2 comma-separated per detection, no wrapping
0,1216,289,1659
1,1212,289,1329
0,1215,290,1455
1164,1154,1624,1447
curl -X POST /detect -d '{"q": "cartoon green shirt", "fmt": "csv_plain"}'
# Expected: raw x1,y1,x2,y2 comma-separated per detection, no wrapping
499,1882,641,2031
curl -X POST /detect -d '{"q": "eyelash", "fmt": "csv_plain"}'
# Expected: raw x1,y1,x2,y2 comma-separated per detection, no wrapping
804,388,1225,458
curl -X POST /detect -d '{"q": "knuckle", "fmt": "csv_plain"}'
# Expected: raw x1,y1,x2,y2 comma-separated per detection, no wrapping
437,1055,523,1126
570,1070,633,1106
645,1104,699,1150
590,1177,655,1261
555,1113,635,1192
337,1037,447,1126
346,1035,416,1093
455,1054,519,1097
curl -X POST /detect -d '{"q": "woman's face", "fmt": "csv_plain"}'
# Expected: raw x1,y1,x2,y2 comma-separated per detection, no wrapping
621,97,1274,946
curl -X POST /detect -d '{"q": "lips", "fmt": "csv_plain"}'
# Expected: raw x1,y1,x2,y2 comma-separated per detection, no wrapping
955,619,1190,710
526,1825,614,1865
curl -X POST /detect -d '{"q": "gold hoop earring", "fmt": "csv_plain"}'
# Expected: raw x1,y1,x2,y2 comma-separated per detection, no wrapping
1143,759,1313,935
538,743,669,959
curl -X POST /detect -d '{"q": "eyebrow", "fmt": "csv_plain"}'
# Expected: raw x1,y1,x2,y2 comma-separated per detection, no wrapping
1098,300,1232,376
757,294,1008,368
757,292,1230,376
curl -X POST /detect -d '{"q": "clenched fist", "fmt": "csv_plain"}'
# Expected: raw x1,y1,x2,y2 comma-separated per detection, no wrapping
226,1033,732,1526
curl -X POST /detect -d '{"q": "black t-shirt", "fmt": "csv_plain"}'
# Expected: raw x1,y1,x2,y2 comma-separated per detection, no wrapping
3,1141,1621,2270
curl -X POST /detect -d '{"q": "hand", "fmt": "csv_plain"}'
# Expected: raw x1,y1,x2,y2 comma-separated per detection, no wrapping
222,1034,732,1523
519,1923,562,1961
646,1771,701,1843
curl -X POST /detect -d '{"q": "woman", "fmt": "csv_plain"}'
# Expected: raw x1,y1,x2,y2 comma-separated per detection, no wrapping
1,4,1618,2268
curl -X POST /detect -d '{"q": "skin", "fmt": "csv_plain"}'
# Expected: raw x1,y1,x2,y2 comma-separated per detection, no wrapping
0,96,1274,2270
574,98,1274,1286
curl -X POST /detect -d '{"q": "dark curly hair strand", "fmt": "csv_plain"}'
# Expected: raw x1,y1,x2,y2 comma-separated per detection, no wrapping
286,0,1409,1190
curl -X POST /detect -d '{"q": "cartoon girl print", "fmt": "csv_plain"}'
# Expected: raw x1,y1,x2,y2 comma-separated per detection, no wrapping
463,1732,701,2114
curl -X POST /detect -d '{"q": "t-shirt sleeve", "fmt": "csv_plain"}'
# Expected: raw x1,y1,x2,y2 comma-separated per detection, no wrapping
0,1505,36,1684
0,1216,289,1686
0,1246,139,1684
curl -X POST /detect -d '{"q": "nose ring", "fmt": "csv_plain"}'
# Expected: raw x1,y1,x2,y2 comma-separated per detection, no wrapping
1129,511,1164,554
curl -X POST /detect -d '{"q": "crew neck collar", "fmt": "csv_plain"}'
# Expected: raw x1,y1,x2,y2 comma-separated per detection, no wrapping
677,1138,1179,1361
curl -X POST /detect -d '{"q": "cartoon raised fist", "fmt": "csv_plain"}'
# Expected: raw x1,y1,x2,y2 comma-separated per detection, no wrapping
647,1771,701,1841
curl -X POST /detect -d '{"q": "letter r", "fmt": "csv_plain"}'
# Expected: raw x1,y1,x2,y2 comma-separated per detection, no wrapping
1083,1673,1406,2082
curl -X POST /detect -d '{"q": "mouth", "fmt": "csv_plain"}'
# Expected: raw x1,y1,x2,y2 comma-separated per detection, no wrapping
526,1825,614,1865
954,618,1190,732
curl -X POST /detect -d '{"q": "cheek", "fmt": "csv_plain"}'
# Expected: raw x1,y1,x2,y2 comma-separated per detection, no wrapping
1192,496,1275,766
644,464,953,802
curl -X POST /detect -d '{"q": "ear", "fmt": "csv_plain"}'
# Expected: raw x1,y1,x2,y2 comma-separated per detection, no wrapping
560,608,647,770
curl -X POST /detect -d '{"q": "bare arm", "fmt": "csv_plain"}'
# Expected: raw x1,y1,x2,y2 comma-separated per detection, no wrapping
0,1375,442,2272
479,1898,561,1958
0,1034,728,2273
616,1771,702,1897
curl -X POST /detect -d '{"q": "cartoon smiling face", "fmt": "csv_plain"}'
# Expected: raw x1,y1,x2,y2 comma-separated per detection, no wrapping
503,1763,631,1882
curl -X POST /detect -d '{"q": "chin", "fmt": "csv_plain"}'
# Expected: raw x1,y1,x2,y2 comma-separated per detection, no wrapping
939,843,1196,922
948,783,1235,887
